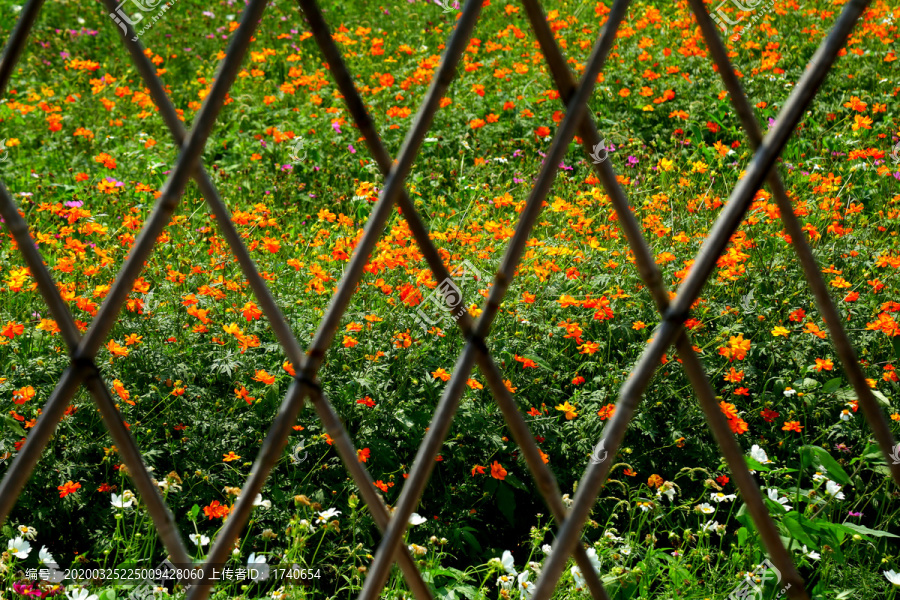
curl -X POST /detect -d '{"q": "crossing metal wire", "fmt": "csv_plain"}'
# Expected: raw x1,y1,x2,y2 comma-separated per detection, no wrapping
0,0,895,598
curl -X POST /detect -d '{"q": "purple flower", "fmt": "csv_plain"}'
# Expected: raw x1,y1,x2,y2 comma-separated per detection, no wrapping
281,164,293,171
260,139,267,149
348,144,356,154
332,122,342,134
626,155,638,167
65,200,84,208
848,511,863,517
513,177,524,184
512,149,523,158
558,162,573,171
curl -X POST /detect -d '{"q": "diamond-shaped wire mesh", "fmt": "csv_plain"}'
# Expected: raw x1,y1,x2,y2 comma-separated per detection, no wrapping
0,0,896,598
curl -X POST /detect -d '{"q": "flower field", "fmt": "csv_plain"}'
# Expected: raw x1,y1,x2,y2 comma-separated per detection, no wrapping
1,0,899,598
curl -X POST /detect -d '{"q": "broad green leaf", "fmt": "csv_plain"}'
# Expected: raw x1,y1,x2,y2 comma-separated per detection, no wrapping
799,445,850,485
841,523,899,539
822,377,842,394
496,482,516,526
782,513,818,549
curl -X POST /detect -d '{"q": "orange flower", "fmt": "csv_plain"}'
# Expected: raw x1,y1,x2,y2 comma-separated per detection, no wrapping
58,480,82,498
718,334,750,361
343,336,359,348
597,404,615,420
471,465,486,476
253,370,276,385
490,461,507,480
124,334,142,345
814,358,834,372
466,378,483,390
235,386,255,404
723,368,744,383
222,451,241,462
469,118,486,129
431,368,451,382
374,480,390,492
647,474,664,488
782,421,804,433
203,500,231,520
514,355,538,368
357,448,370,463
571,375,585,385
527,407,542,417
555,401,578,420
623,468,637,477
282,361,296,376
12,386,35,405
106,340,130,358
241,301,262,322
112,379,131,402
1,321,24,339
718,401,739,420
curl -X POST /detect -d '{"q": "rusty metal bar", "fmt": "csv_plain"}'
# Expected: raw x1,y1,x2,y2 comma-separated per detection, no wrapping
189,0,484,597
97,1,430,596
297,1,609,596
302,0,483,376
99,0,306,368
528,2,872,597
73,0,269,362
520,1,809,596
688,0,900,489
357,0,630,595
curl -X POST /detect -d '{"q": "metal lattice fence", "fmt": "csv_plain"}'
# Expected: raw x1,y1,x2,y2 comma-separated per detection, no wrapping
0,0,896,598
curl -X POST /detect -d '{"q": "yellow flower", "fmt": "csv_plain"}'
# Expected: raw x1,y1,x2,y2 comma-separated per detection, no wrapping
555,401,578,420
771,326,789,337
658,158,674,172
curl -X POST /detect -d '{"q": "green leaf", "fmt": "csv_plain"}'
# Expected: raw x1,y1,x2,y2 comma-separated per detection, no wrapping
98,590,118,600
187,504,201,522
736,527,749,547
504,473,528,492
822,378,842,394
496,482,516,526
458,529,481,553
2,415,26,437
840,523,900,539
782,513,818,549
745,456,770,472
799,445,850,485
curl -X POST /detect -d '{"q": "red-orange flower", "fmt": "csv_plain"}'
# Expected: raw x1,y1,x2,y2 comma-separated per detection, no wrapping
58,480,82,498
357,448,371,463
490,461,507,480
253,370,276,385
782,421,804,433
12,386,35,405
